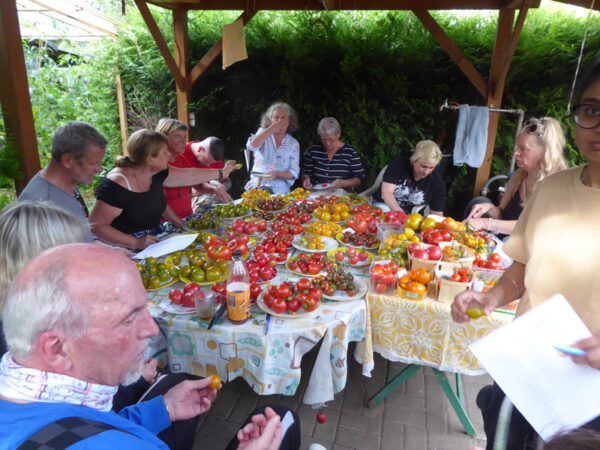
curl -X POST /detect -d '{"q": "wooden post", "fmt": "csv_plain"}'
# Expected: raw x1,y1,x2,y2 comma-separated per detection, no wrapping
0,0,41,193
474,7,527,197
173,7,190,134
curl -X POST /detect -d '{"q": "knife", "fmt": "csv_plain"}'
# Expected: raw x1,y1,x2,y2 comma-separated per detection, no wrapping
208,302,227,330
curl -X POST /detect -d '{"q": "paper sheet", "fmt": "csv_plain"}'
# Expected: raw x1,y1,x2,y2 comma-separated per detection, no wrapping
222,18,248,69
470,294,600,441
132,233,198,260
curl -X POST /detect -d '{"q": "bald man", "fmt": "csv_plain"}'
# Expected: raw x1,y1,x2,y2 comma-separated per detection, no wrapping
0,244,285,448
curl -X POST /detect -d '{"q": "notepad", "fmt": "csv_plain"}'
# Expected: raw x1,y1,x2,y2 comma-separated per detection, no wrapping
470,294,600,441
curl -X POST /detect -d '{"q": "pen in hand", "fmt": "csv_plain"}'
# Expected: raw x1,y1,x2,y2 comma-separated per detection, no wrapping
552,344,587,356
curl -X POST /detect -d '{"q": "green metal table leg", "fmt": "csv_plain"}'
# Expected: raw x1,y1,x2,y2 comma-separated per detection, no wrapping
367,363,421,408
432,368,477,436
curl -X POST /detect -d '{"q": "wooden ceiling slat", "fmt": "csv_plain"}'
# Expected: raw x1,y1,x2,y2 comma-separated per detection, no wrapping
147,0,521,10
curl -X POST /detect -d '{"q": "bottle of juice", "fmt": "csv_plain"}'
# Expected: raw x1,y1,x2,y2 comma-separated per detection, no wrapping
226,250,250,324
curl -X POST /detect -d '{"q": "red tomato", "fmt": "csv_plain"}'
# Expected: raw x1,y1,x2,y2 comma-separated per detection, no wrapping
427,246,442,261
287,297,301,312
182,292,195,307
302,295,318,312
485,261,499,270
260,265,276,281
263,293,275,308
296,278,312,292
184,283,201,294
169,289,183,305
308,263,321,275
489,253,501,263
408,242,421,254
271,298,287,314
250,283,262,299
450,273,461,282
276,284,292,299
308,287,322,302
373,282,387,294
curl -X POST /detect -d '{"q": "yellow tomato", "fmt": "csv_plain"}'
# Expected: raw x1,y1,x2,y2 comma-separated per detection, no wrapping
404,228,415,239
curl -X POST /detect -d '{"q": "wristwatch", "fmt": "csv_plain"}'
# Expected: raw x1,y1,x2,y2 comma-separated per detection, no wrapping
218,169,224,182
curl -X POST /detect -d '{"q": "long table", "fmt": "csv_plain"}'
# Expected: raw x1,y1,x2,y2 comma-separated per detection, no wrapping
146,270,368,407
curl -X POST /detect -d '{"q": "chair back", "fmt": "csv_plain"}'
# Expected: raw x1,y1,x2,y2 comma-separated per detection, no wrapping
360,165,388,196
244,149,252,172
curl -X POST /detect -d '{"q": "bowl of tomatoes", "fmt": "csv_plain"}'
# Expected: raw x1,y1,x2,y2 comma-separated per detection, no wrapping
258,279,322,317
369,259,400,295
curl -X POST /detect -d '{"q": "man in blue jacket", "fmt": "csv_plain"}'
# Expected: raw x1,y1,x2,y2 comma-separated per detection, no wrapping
0,244,285,449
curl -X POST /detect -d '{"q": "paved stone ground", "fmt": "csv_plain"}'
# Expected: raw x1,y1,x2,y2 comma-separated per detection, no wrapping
193,343,491,450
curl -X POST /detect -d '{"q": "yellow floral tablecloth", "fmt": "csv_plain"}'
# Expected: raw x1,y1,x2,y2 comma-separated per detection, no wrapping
355,293,514,376
146,283,366,407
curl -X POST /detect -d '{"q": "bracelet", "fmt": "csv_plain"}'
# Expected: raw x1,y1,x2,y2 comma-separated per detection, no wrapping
487,217,492,231
495,219,501,234
499,276,520,300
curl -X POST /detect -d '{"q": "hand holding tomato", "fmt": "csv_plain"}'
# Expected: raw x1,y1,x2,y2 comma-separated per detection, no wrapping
451,290,496,323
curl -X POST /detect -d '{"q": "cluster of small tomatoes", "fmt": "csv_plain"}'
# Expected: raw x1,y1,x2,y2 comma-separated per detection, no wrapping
370,261,400,294
444,267,473,283
398,268,432,294
246,253,278,283
275,207,312,226
312,267,356,296
473,252,502,270
288,252,335,275
262,279,322,314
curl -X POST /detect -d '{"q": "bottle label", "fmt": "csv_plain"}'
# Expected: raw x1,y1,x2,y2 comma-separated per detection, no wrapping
227,282,250,322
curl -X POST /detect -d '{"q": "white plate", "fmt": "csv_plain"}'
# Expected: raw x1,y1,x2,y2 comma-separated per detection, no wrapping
256,292,318,318
322,277,368,301
292,236,338,253
159,300,195,315
311,183,332,190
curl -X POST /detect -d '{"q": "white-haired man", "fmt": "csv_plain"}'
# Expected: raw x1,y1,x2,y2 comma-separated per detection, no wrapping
0,244,292,448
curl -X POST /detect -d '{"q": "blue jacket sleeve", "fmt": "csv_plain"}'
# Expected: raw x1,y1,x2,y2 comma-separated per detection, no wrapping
117,395,171,435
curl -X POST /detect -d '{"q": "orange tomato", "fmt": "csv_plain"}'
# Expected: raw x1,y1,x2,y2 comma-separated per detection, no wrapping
407,281,427,293
414,268,432,284
399,275,411,290
208,374,222,389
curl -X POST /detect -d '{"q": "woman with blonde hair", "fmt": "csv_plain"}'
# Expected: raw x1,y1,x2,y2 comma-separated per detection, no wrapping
0,200,86,354
245,102,300,194
466,117,568,236
90,129,238,250
155,118,188,161
381,140,446,215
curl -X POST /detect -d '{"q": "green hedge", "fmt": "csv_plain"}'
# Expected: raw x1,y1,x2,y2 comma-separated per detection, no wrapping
1,5,597,216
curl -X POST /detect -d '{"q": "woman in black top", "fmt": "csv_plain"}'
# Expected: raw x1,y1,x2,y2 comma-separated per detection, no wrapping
465,117,568,236
90,130,238,250
381,140,445,215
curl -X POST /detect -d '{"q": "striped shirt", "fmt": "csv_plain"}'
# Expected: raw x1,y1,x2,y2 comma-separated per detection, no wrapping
302,143,365,184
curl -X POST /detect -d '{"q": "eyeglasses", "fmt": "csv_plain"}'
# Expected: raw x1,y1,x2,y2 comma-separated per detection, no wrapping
74,190,89,217
522,119,546,140
573,104,600,129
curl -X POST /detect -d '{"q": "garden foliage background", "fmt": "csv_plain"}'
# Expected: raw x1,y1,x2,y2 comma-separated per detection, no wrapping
0,1,598,216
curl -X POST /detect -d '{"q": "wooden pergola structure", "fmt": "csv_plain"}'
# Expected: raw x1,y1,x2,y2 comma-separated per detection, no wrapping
1,0,598,195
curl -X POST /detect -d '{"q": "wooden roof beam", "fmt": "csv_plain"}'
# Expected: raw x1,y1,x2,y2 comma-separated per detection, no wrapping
134,0,186,89
146,0,537,11
412,9,488,99
189,8,257,86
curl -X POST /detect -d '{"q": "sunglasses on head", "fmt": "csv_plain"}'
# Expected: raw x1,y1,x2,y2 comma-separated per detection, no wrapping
523,119,546,140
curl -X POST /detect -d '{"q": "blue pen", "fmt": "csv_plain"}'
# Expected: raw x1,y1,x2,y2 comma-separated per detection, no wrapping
264,313,271,335
552,344,587,356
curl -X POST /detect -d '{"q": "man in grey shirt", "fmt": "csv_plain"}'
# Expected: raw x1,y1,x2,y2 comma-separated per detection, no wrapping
18,122,107,242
